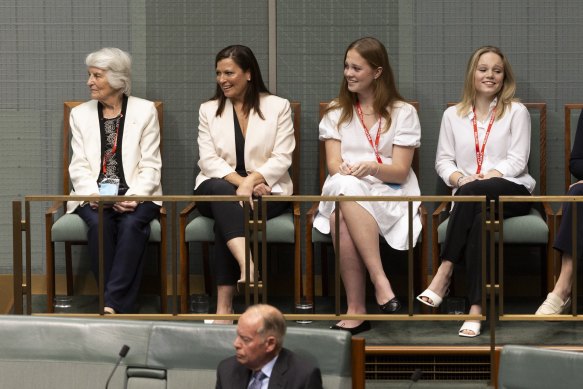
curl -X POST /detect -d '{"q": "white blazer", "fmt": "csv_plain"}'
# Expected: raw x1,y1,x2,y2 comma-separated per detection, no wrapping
67,96,163,213
195,94,295,195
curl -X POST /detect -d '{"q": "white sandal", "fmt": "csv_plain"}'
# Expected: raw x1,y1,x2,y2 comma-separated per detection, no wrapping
535,292,571,315
458,321,481,338
416,289,444,308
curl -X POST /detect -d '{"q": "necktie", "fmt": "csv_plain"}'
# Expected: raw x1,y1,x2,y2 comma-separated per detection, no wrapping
248,370,267,389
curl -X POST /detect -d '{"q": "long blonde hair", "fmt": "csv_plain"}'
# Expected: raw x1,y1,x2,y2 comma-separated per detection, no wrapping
326,37,404,133
457,46,517,120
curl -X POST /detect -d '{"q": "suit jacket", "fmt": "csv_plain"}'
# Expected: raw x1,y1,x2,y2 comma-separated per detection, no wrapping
216,348,323,389
195,94,295,195
67,96,163,213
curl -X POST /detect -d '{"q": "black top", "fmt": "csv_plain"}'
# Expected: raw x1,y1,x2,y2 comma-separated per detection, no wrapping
570,110,583,180
233,106,247,177
97,94,129,194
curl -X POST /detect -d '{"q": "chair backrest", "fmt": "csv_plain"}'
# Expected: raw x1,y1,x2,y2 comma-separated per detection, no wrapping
290,101,301,195
317,101,420,191
564,104,583,192
62,100,164,195
444,102,547,195
498,345,583,389
0,315,356,389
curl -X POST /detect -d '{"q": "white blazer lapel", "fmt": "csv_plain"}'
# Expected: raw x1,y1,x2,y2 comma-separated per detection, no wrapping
83,102,102,171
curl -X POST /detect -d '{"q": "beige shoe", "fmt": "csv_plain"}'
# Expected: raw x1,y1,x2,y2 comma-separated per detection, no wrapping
535,292,571,315
104,307,116,315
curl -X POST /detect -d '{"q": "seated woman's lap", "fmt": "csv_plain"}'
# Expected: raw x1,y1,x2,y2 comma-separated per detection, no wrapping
567,183,583,196
323,174,370,196
194,178,290,238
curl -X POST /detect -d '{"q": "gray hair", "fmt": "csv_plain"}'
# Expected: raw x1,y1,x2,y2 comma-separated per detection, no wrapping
247,304,287,351
85,47,132,95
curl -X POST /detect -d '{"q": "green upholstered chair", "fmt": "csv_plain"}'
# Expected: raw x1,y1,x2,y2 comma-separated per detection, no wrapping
179,102,302,313
432,102,554,298
498,345,583,389
305,101,428,305
44,101,167,313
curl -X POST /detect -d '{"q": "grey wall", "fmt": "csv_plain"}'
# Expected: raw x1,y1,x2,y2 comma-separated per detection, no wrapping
1,0,583,275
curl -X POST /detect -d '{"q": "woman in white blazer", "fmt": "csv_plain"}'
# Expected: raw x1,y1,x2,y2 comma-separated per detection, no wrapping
69,47,162,314
195,45,295,323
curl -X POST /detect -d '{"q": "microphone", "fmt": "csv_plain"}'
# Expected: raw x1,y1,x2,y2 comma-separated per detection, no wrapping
407,368,422,389
105,344,130,389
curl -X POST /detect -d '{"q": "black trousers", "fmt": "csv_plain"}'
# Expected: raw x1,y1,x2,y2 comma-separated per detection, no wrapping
195,178,290,285
554,183,583,258
76,201,160,313
440,178,531,306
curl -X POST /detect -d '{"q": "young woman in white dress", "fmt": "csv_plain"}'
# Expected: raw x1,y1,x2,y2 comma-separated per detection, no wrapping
314,37,422,335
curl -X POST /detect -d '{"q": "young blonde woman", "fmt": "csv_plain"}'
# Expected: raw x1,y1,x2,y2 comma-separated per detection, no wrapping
417,46,534,337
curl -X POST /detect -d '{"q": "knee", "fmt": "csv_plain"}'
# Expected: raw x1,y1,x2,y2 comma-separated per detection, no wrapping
204,178,237,195
457,179,487,195
118,214,148,232
567,184,583,196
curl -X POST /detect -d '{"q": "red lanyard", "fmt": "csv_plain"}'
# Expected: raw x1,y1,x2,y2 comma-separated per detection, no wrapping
355,101,383,163
102,115,122,174
471,106,496,174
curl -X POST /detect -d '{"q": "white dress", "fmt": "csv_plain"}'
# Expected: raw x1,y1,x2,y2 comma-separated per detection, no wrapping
313,101,422,251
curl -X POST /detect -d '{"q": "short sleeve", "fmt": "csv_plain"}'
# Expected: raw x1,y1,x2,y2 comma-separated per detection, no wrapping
318,107,341,141
392,103,421,148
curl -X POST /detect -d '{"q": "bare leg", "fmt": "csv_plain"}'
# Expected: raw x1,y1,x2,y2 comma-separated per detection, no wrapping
214,285,235,324
331,210,367,329
226,237,255,283
419,260,454,305
552,254,573,301
338,202,396,305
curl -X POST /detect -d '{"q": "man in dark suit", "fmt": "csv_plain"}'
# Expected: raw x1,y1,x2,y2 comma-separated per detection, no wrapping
216,304,323,389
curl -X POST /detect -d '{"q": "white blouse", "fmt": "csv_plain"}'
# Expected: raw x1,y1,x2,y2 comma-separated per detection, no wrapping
314,101,422,250
435,100,535,194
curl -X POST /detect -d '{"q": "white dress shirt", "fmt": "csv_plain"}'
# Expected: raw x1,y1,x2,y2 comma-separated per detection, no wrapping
435,99,535,194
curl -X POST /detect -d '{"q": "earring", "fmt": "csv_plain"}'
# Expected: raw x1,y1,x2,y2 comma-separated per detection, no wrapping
247,79,251,82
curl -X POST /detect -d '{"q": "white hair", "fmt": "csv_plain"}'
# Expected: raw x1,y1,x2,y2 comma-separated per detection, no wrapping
85,47,132,95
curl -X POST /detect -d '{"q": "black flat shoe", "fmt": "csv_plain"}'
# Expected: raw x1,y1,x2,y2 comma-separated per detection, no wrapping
379,297,401,313
330,320,371,335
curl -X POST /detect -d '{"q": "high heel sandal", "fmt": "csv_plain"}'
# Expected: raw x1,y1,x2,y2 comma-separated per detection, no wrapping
416,288,450,308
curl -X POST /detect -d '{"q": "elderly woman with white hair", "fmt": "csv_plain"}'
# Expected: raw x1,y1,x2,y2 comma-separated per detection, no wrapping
68,47,163,314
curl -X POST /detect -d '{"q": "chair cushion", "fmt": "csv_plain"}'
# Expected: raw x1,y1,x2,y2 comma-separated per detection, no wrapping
185,213,295,243
437,208,548,244
312,227,333,244
51,214,161,242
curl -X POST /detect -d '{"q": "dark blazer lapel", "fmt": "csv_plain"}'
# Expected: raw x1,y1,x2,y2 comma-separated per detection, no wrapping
268,349,290,389
233,363,252,389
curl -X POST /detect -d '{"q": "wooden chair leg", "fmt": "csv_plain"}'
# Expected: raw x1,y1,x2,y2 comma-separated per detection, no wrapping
203,243,212,296
65,242,74,296
180,242,190,314
305,241,315,307
294,241,301,307
46,242,56,313
321,245,329,297
159,243,167,314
